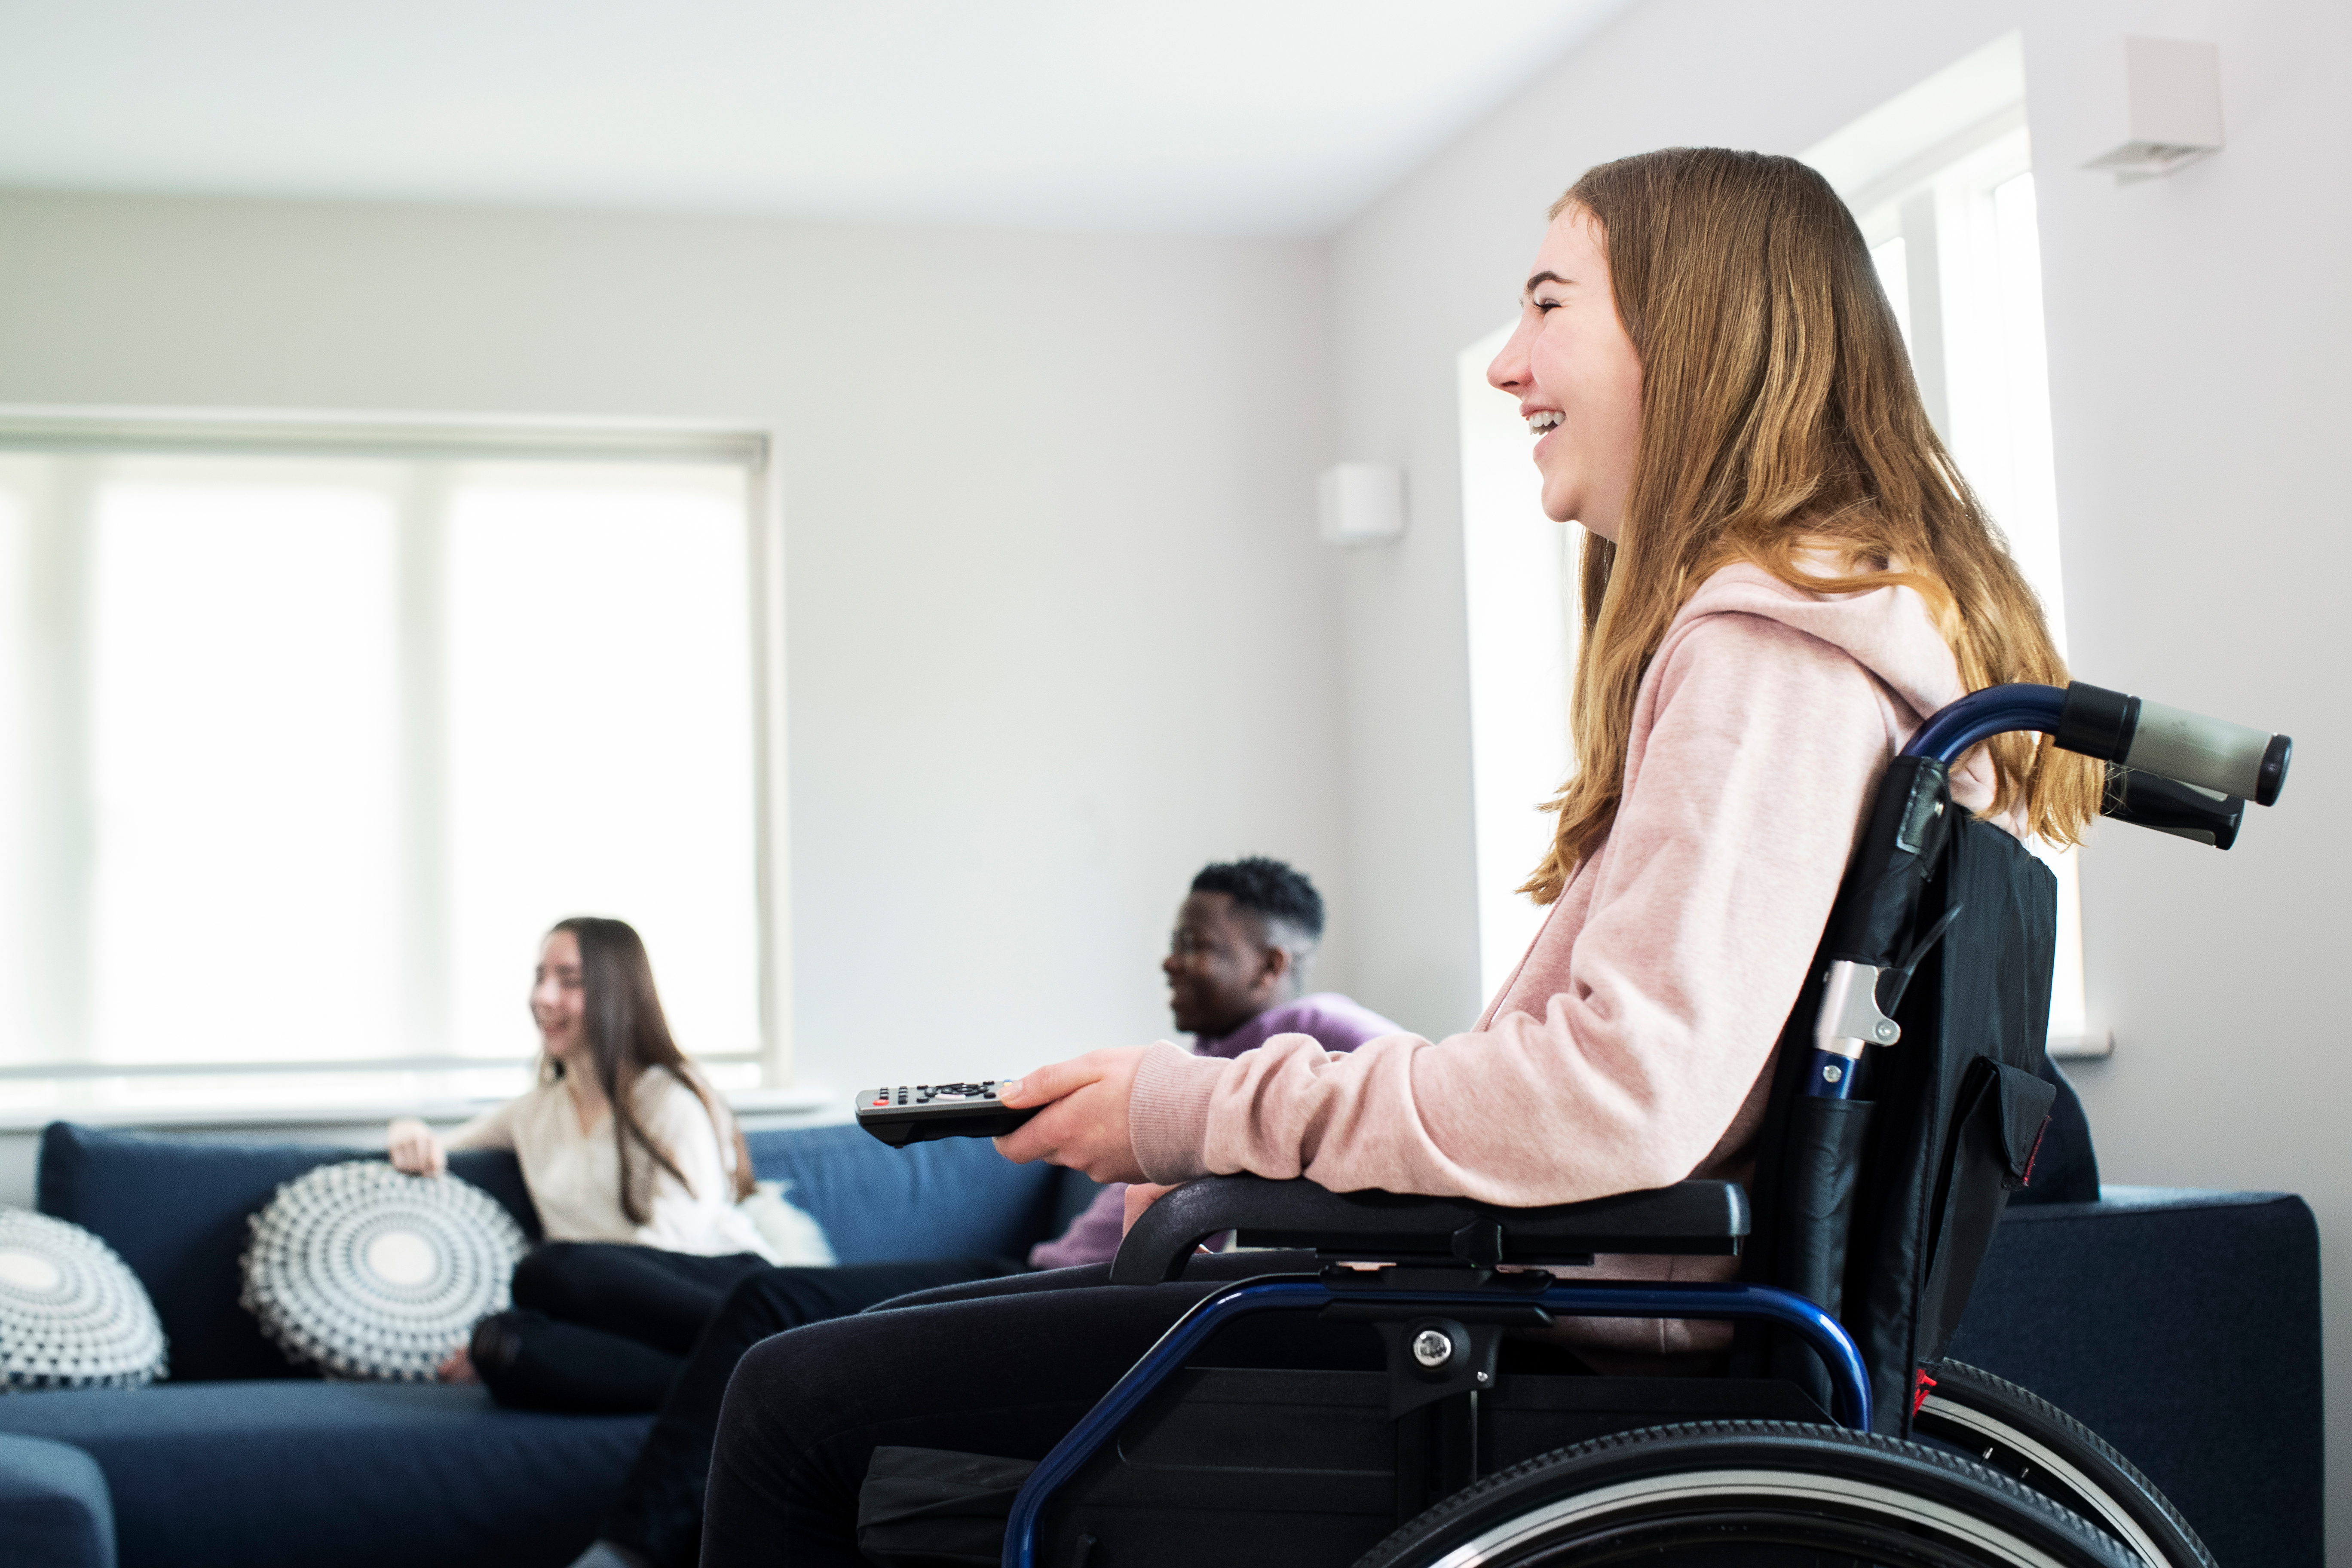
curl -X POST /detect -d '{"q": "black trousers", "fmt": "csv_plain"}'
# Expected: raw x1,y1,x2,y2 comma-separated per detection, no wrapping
472,1243,775,1413
698,1253,1355,1568
598,1255,1028,1568
468,1242,1028,1566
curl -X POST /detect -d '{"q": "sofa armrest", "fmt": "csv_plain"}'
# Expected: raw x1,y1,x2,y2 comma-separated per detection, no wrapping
0,1433,115,1568
1946,1188,2321,1568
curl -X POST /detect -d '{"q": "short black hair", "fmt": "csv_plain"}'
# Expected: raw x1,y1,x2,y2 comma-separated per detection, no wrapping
1191,857,1324,945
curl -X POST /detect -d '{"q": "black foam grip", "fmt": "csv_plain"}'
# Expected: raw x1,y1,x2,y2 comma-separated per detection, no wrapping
2054,682,2141,763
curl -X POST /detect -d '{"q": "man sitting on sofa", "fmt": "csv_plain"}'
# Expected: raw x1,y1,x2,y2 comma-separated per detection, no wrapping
573,855,1402,1568
1029,855,1400,1268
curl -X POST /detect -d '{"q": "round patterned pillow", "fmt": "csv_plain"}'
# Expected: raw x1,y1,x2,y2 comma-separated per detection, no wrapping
241,1161,527,1381
0,1207,168,1389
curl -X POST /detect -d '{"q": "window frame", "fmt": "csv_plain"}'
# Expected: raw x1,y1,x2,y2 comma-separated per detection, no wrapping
0,408,796,1100
1841,128,2099,1060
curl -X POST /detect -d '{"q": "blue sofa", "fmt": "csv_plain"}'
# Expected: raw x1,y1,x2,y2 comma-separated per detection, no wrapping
0,1126,2323,1568
1944,1186,2324,1567
0,1121,1100,1568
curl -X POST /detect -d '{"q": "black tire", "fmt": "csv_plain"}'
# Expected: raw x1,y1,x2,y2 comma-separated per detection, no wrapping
1352,1420,2140,1568
1915,1360,2214,1568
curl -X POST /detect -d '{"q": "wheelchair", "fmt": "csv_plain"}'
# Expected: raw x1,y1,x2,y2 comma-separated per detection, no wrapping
887,680,2291,1568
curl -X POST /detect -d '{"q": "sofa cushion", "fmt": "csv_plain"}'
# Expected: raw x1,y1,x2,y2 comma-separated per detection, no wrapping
0,1381,644,1568
37,1124,539,1384
1948,1186,2322,1568
0,1432,116,1568
743,1123,1079,1264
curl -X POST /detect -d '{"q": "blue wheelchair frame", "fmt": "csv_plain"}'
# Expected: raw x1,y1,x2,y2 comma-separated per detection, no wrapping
994,680,2286,1568
1003,1275,1870,1568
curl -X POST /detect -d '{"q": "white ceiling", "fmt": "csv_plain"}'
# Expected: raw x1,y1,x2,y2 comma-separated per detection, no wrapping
0,0,1629,234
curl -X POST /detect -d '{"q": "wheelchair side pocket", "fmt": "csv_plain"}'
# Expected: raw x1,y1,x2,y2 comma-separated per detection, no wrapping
1916,1058,2056,1361
858,1446,1038,1567
1777,1095,1875,1320
1768,1094,1874,1405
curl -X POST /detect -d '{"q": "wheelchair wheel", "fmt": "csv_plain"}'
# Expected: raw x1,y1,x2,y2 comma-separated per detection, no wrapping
1352,1420,2138,1568
1915,1360,2213,1568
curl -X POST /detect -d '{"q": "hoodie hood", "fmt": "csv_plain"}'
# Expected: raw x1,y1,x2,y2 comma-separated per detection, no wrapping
1666,560,2000,813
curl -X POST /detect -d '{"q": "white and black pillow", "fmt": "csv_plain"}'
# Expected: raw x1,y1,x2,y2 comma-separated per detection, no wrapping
241,1161,527,1381
0,1207,169,1389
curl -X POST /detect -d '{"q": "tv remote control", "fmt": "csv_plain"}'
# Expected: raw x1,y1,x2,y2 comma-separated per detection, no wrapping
855,1081,1038,1146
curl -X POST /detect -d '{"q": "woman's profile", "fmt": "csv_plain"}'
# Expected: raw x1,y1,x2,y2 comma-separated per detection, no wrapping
396,917,1032,1568
388,916,794,1400
686,147,2102,1566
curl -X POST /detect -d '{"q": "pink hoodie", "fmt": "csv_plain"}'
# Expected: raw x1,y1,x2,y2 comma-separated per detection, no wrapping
1125,563,2005,1355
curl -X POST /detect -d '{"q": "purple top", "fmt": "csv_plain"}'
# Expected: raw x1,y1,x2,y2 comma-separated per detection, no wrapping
1026,992,1404,1269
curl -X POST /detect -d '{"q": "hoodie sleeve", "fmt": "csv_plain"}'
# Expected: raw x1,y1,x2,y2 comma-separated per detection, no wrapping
1128,612,1899,1202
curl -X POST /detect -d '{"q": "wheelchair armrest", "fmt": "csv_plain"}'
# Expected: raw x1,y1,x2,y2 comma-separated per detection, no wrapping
1107,1175,1749,1285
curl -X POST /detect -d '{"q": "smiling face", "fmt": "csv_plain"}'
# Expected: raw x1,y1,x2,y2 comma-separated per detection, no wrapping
530,927,588,1065
1161,891,1292,1039
1486,207,1645,539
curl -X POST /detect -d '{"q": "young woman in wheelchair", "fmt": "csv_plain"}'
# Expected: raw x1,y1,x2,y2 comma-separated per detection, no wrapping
696,146,2107,1566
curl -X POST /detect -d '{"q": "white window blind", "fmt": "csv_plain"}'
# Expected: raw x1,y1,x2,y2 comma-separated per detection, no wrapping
1846,131,2093,1054
1457,323,1574,1002
0,424,775,1105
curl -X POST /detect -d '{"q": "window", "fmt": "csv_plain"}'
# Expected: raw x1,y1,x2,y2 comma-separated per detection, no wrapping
0,418,780,1113
1811,34,2096,1054
1458,325,1574,1001
1459,33,2096,1052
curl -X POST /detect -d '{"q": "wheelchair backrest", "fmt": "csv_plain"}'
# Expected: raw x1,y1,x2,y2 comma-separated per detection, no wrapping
1740,810,2060,1434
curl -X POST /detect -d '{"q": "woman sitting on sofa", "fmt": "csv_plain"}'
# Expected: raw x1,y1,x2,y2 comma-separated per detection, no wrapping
386,916,1022,1412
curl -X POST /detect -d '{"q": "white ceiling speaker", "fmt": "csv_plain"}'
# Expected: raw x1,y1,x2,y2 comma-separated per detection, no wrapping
1318,463,1405,547
2084,37,2223,184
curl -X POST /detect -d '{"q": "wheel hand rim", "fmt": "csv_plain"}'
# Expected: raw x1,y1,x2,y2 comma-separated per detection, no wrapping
1424,1467,2082,1568
1920,1394,2168,1568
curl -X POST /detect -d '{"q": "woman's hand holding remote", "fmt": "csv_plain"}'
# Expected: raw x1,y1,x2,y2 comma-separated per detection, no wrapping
993,1047,1151,1184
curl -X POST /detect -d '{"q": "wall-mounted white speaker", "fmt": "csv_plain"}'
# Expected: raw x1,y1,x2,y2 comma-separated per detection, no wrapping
1317,463,1405,546
2084,37,2223,183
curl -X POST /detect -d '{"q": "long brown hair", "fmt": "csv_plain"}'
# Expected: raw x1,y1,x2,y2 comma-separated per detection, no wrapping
1522,148,2101,904
546,916,755,1222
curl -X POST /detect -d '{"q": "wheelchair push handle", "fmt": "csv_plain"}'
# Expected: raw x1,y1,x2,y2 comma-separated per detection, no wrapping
1906,680,2291,808
2054,682,2291,806
1808,677,2294,1100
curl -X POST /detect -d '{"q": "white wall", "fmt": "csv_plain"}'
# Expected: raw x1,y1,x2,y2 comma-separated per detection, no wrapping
1324,0,2352,1547
0,191,1353,1095
5,0,2345,1535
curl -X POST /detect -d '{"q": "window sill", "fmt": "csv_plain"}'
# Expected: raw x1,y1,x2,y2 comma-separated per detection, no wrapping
0,1081,837,1136
2047,1032,2115,1060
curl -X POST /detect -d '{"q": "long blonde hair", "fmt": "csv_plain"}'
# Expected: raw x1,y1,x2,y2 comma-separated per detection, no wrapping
1522,147,2100,905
